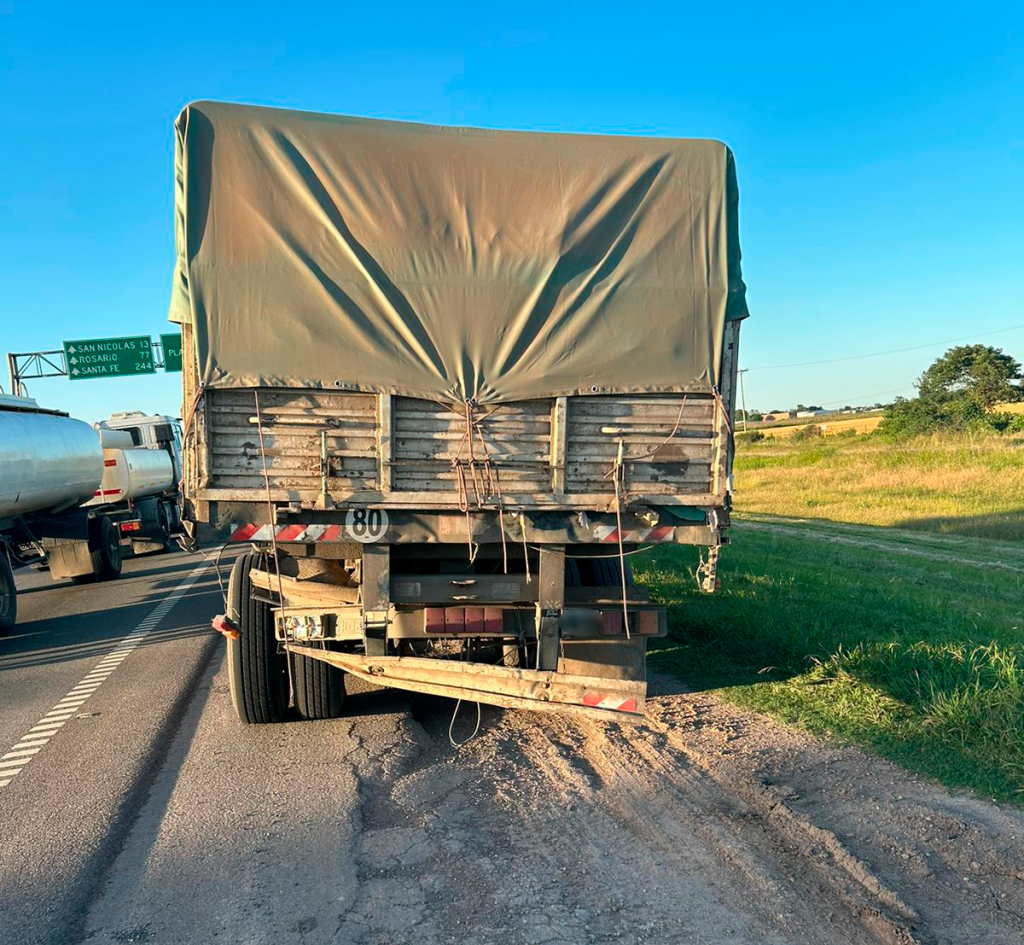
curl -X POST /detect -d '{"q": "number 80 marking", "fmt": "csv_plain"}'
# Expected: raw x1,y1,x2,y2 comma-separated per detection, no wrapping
344,508,389,543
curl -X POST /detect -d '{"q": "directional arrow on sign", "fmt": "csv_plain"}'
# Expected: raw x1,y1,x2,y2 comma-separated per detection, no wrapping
62,336,156,381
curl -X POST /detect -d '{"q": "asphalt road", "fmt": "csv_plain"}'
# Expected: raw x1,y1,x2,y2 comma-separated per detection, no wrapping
0,549,224,944
3,549,1023,945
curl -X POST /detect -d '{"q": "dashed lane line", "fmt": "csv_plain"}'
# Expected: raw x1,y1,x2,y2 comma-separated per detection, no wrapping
0,561,210,792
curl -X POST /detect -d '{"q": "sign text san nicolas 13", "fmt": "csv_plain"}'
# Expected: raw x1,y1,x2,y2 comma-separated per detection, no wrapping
63,336,156,380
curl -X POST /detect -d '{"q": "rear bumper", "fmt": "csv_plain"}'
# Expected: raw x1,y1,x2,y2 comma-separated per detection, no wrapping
288,646,646,724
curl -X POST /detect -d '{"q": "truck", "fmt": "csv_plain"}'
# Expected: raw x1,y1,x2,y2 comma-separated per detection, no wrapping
0,397,184,633
91,410,185,554
170,101,748,725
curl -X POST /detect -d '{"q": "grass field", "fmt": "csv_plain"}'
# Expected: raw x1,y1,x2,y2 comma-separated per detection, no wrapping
635,523,1024,803
756,414,883,438
634,429,1024,803
733,431,1024,540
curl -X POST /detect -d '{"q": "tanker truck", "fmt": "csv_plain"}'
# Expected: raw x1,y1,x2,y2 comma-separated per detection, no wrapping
0,397,184,634
171,102,747,725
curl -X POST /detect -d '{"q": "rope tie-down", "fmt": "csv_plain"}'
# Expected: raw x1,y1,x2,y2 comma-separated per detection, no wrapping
446,398,509,573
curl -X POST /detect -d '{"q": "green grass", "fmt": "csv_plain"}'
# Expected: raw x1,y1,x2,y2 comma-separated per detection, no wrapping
733,431,1024,540
634,527,1024,803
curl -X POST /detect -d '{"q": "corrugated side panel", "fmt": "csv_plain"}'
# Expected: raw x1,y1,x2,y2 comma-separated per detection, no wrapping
207,390,378,493
393,398,552,495
565,395,717,495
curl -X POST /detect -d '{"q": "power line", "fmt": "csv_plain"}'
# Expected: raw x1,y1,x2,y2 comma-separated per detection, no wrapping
744,323,1024,372
818,385,916,408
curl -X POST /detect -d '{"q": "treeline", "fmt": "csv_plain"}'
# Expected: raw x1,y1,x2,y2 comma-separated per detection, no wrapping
879,345,1024,439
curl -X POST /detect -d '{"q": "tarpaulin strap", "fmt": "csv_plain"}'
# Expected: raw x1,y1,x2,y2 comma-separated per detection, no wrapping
254,391,294,688
448,400,511,572
610,440,631,640
519,513,531,585
712,387,732,436
179,384,206,501
472,414,508,574
450,401,480,563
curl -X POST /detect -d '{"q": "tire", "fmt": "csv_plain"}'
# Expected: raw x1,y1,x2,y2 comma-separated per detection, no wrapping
598,555,634,588
567,555,634,588
156,504,173,553
291,652,346,720
93,517,123,580
0,554,16,635
226,553,289,724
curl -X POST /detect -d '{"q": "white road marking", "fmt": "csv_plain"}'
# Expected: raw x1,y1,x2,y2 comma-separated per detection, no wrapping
0,560,209,791
2,747,41,759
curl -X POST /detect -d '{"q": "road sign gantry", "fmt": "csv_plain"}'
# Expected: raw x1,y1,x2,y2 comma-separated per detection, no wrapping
7,332,183,395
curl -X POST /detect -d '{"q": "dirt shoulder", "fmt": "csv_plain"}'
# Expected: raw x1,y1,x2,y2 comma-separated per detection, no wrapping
77,658,1024,945
641,674,1024,945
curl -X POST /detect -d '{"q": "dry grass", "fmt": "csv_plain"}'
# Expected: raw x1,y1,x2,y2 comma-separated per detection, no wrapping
757,415,882,439
734,432,1024,539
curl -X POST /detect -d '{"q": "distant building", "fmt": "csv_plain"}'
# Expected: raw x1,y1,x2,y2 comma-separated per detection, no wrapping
796,409,827,418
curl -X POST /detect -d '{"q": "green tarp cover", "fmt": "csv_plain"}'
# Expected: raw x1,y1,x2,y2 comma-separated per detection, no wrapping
170,101,747,404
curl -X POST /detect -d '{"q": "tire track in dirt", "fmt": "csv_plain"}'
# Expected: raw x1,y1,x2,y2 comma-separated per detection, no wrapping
335,676,1024,945
734,519,1024,574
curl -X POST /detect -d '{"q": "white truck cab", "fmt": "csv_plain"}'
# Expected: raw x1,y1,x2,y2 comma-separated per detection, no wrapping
96,411,184,484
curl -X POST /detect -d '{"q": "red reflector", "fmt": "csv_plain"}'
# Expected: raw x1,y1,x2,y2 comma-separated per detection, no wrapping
101,488,122,496
602,611,623,635
639,610,659,636
211,614,241,640
425,606,505,634
119,521,142,532
464,607,484,634
104,459,118,467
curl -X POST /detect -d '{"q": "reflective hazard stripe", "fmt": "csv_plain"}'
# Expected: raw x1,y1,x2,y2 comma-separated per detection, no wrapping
582,692,638,712
592,525,675,543
229,523,344,542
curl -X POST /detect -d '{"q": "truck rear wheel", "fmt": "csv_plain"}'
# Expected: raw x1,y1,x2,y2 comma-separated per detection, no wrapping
156,504,173,553
93,517,123,580
227,553,289,724
0,554,16,635
291,652,346,720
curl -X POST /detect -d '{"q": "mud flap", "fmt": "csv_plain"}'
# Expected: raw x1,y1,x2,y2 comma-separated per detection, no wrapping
288,646,646,723
45,539,95,579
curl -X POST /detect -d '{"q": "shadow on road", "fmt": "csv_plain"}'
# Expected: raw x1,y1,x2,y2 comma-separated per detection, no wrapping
0,569,223,673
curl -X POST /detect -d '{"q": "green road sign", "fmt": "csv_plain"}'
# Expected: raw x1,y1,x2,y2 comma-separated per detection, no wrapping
63,336,155,380
161,333,183,373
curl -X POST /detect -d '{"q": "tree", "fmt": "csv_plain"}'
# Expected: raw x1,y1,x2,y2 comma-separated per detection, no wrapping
916,345,1022,410
880,345,1023,438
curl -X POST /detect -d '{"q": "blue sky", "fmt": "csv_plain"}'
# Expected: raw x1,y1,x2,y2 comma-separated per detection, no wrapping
1,1,1020,420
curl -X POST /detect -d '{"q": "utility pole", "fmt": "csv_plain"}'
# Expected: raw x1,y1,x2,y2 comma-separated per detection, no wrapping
738,368,749,432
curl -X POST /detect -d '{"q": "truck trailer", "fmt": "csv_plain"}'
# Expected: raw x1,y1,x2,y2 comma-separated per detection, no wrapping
0,397,184,633
170,101,748,724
